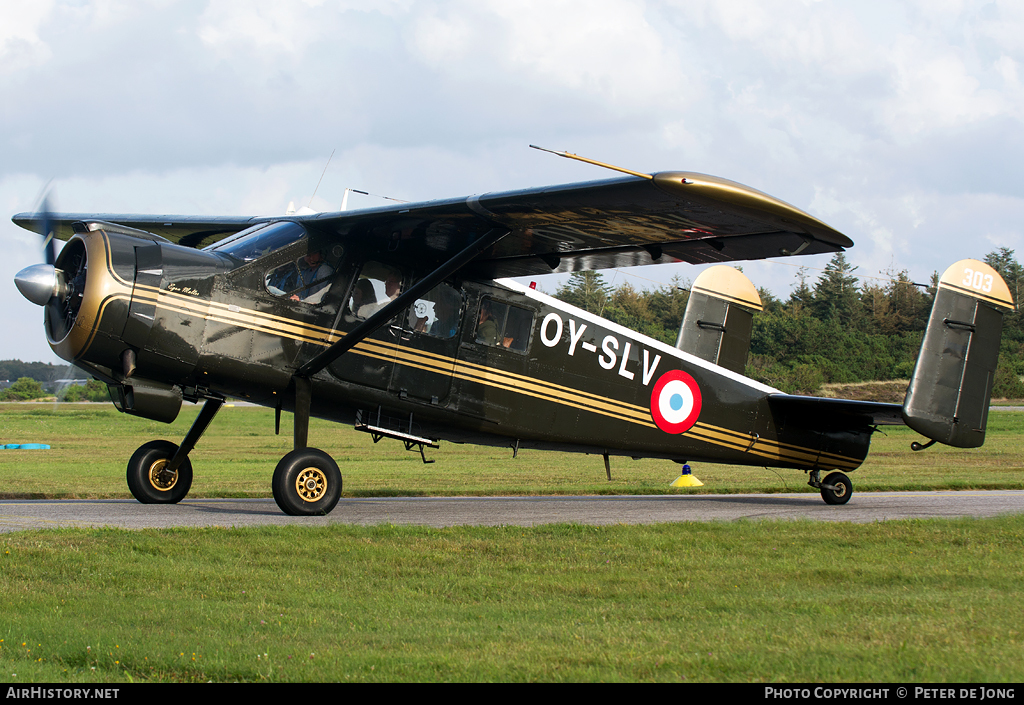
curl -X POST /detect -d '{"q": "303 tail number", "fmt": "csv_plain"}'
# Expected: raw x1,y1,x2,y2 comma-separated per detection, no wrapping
962,268,994,293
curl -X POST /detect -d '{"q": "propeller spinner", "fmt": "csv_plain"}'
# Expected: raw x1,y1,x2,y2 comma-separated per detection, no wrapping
14,263,65,306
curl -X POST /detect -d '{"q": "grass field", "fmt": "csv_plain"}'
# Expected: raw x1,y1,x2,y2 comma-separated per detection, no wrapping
1,403,1023,683
2,518,1023,683
2,403,1024,498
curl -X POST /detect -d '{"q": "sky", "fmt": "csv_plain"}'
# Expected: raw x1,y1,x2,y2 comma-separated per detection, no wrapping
2,0,1023,363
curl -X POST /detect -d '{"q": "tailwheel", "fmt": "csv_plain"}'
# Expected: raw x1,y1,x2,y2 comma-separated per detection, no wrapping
272,448,342,516
820,471,852,505
126,440,193,504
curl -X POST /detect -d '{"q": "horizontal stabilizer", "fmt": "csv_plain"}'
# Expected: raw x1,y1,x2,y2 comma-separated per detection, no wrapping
768,394,905,429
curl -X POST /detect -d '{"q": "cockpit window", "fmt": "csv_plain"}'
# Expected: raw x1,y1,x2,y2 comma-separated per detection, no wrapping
265,249,337,305
209,221,306,262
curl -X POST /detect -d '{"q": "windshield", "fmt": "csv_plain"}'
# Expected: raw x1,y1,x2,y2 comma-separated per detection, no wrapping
209,221,306,262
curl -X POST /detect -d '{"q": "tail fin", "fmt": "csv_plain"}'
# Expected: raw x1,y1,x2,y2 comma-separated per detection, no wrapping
903,259,1014,448
676,265,762,375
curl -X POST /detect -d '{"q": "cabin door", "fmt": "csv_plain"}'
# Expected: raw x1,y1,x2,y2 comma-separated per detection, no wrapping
387,282,464,404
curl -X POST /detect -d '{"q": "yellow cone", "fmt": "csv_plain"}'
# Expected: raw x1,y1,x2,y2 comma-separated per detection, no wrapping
671,463,703,487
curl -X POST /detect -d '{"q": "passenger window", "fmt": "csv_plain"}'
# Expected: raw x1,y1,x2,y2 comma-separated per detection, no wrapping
475,297,533,352
345,262,403,321
406,283,462,339
264,248,338,305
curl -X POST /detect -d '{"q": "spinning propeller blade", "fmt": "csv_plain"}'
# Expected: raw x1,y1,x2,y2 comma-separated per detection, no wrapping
37,191,58,266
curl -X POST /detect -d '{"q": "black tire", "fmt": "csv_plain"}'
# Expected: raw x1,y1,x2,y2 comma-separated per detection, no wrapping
272,448,342,516
126,440,193,504
820,471,852,505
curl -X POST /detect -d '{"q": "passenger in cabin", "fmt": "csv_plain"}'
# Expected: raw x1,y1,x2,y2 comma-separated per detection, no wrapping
347,279,377,321
265,263,297,296
476,300,499,346
290,250,334,304
358,271,402,318
430,292,460,338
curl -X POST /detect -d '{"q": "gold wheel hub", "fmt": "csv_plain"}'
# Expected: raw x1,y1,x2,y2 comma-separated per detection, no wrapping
295,467,328,502
148,459,178,491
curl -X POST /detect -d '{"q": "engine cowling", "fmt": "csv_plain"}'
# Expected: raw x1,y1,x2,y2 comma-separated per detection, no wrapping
16,223,232,422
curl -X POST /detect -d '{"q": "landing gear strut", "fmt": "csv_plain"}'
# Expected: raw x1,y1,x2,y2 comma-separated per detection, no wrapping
124,384,345,516
808,469,853,505
125,397,223,505
272,376,343,515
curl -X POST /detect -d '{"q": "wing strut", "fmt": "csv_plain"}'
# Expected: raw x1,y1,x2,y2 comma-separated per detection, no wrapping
288,227,510,448
297,227,510,378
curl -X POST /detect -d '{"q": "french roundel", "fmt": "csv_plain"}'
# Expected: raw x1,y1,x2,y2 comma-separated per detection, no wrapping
650,370,702,434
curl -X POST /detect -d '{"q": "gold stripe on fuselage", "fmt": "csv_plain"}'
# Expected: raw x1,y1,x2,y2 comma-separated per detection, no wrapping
116,274,860,469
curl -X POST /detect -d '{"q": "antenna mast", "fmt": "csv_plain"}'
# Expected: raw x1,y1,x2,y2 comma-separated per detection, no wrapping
529,145,653,180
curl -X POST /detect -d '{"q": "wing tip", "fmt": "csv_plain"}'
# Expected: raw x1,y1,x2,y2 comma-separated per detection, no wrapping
653,171,853,249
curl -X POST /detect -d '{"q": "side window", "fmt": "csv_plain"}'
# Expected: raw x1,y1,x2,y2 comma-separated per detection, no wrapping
406,283,462,339
475,297,534,352
345,262,403,321
264,248,339,305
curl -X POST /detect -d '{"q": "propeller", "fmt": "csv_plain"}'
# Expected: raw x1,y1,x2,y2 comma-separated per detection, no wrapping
14,186,88,341
15,187,63,305
38,190,58,266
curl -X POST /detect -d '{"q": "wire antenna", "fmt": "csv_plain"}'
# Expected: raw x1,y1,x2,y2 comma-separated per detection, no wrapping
307,149,336,209
529,145,653,180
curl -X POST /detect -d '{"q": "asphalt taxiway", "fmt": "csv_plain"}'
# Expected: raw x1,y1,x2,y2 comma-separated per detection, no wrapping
1,490,1023,533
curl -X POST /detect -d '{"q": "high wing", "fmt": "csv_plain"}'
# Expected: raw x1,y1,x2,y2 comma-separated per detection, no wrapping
12,171,852,279
11,213,262,248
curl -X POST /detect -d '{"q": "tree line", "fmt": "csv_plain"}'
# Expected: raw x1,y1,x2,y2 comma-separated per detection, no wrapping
4,249,1023,402
552,248,1024,397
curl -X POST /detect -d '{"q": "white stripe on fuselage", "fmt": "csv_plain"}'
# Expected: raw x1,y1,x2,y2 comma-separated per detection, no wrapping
495,278,781,396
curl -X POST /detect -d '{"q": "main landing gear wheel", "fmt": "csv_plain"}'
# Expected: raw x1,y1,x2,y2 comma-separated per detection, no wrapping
126,440,193,504
820,471,852,505
272,448,342,516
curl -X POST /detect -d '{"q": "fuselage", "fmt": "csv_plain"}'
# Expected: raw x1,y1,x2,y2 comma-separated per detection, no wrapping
47,224,873,474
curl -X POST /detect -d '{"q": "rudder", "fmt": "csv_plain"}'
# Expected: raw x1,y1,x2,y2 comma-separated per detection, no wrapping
676,265,762,375
903,259,1014,448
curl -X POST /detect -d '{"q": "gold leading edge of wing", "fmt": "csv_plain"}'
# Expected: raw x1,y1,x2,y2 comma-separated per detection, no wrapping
652,172,852,248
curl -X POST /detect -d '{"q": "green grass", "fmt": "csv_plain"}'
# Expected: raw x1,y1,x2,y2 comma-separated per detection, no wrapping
2,403,1024,498
3,404,1023,683
1,519,1022,683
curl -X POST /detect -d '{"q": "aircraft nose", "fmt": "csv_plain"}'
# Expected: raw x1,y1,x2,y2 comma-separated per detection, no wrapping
15,263,62,306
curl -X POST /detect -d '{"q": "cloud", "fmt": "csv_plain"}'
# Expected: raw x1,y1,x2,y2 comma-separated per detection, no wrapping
4,0,1024,362
0,0,55,76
